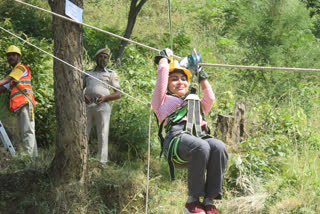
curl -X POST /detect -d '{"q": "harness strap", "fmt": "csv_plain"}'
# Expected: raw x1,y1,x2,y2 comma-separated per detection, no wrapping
167,134,189,181
157,104,188,158
158,118,165,158
186,99,194,133
185,93,202,137
194,99,202,136
167,136,177,180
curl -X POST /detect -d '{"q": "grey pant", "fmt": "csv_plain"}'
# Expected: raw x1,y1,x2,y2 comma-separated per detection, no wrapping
17,105,38,157
165,123,228,199
86,102,111,163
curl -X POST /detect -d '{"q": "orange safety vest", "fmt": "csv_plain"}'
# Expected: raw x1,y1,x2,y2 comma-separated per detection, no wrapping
9,63,36,114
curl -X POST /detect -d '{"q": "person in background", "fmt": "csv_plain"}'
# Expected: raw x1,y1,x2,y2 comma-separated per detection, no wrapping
151,48,228,214
0,45,38,157
83,47,121,163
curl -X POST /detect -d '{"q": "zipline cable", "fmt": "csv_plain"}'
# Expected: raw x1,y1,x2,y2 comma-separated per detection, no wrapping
145,105,152,214
200,63,320,73
14,0,159,52
168,0,173,51
0,26,149,106
14,0,320,73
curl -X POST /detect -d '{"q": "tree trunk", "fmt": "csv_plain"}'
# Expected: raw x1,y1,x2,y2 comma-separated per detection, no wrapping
115,0,148,62
233,102,246,144
215,102,246,147
48,0,88,185
216,114,234,145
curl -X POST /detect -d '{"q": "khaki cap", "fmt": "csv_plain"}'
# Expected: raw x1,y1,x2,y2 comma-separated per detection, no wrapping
94,47,111,59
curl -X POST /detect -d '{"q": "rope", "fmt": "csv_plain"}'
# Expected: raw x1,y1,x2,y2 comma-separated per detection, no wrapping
14,0,320,73
145,104,152,214
0,26,149,106
200,63,320,73
168,0,173,51
14,0,159,53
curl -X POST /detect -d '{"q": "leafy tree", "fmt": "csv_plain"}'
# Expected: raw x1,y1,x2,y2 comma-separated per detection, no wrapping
301,0,320,17
229,0,320,101
300,0,320,37
83,26,121,63
0,0,52,39
115,0,148,62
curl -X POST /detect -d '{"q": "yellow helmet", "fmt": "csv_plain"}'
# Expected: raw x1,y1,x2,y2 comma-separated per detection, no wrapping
6,45,22,56
94,47,111,59
169,59,191,82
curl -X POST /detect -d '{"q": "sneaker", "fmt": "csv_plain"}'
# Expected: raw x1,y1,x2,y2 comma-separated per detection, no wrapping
205,205,219,214
184,201,206,214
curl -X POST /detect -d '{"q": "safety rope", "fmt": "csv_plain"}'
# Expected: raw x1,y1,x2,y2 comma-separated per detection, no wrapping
14,0,159,53
168,0,173,51
200,63,320,73
14,0,320,73
145,104,152,214
0,26,148,106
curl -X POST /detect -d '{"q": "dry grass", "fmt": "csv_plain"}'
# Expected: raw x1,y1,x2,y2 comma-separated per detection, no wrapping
223,193,267,214
269,196,304,214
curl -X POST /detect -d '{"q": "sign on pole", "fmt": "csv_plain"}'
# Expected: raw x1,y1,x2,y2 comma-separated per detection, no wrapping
65,0,83,23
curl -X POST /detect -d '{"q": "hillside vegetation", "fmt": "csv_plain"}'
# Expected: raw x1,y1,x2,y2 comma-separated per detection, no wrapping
0,0,320,213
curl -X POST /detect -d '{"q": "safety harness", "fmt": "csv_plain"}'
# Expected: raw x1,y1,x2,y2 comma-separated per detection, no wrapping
157,87,210,180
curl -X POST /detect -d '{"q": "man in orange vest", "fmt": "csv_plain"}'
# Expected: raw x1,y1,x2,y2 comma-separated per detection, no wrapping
0,45,38,157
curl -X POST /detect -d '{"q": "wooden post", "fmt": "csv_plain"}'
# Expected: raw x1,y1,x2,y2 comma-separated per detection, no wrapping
215,102,246,145
216,114,234,145
233,102,246,144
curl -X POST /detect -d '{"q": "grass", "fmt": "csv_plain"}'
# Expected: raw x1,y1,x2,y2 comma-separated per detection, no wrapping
1,122,320,213
267,147,320,213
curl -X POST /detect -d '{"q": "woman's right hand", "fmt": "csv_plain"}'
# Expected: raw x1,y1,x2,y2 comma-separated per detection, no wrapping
154,48,173,65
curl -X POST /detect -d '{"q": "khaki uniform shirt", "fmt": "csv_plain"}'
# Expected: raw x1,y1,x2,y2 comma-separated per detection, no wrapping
84,67,120,100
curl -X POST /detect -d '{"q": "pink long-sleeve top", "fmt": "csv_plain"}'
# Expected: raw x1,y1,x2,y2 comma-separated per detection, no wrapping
151,63,215,126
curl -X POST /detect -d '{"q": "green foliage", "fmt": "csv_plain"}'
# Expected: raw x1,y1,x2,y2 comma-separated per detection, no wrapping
225,154,255,195
225,0,320,104
83,26,121,61
0,19,55,145
0,0,52,40
108,46,156,160
263,148,320,213
162,32,192,56
211,90,235,117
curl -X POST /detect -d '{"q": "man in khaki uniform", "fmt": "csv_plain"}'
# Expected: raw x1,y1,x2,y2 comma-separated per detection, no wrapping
0,45,38,157
83,47,121,163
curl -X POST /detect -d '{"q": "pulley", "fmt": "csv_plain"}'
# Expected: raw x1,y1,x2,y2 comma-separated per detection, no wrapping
179,48,202,73
187,48,202,73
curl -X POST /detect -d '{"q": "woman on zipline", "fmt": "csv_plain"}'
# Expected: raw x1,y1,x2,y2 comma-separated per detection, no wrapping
151,48,228,214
